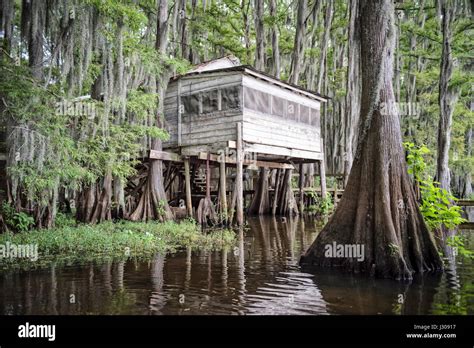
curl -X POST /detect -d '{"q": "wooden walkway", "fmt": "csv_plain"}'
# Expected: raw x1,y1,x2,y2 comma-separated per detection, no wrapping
457,200,474,207
293,188,474,230
457,200,474,230
460,222,474,230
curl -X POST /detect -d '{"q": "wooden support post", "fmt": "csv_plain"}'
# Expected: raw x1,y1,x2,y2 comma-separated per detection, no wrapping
206,152,211,200
272,169,282,215
299,163,304,214
219,159,228,221
236,122,244,226
184,157,192,217
319,159,327,200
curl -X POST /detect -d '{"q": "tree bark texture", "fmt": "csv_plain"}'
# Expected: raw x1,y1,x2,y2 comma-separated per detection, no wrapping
129,0,173,222
254,0,265,71
301,0,443,280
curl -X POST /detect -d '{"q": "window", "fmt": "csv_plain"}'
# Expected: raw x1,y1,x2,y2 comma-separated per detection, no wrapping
182,94,200,115
287,101,298,121
244,87,270,114
201,89,219,114
300,105,310,124
181,86,241,117
311,108,320,128
271,95,286,117
221,86,241,110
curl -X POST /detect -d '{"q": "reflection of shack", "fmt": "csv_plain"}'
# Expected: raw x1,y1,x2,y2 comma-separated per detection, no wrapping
152,56,328,225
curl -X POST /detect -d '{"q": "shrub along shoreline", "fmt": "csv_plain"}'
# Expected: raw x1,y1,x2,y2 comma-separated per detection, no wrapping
0,219,236,270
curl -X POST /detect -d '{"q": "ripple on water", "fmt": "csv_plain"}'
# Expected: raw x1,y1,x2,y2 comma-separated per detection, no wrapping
245,272,328,315
0,219,472,315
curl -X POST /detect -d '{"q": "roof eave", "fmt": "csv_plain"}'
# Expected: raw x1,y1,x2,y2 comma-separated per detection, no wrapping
169,65,330,102
242,67,329,102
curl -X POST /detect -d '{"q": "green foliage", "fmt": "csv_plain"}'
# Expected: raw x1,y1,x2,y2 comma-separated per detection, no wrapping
0,61,79,203
85,0,148,31
54,212,77,229
404,142,430,181
306,190,334,216
155,200,167,217
432,282,474,315
0,203,35,233
0,57,170,210
404,142,466,230
0,220,236,270
397,1,474,188
2,0,472,233
447,235,474,259
418,179,466,230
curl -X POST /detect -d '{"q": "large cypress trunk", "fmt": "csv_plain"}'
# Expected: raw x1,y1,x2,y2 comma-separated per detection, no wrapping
129,0,173,222
300,0,443,280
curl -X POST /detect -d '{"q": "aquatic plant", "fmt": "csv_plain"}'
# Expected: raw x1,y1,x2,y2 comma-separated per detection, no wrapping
0,220,236,270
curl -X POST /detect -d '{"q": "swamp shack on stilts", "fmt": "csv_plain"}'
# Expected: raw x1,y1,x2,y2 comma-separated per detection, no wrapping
149,56,329,226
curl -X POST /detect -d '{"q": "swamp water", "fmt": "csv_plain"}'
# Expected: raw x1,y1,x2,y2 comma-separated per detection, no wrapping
0,216,472,315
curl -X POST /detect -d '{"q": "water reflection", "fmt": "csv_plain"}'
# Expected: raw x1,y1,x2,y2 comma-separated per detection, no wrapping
0,217,472,315
149,254,166,314
310,269,442,315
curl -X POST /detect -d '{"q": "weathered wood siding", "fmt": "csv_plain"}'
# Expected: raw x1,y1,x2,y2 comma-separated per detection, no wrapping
163,72,243,148
163,71,323,160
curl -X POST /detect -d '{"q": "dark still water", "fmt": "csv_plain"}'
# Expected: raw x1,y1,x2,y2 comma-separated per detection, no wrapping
0,217,472,315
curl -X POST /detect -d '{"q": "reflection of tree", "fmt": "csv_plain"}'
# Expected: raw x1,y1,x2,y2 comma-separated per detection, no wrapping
308,269,442,314
87,263,95,310
245,270,327,315
254,216,272,266
149,253,166,314
251,215,300,268
237,228,247,311
221,247,228,295
299,218,306,253
185,246,192,291
271,216,283,257
116,261,125,290
207,252,212,296
26,273,34,314
285,216,298,262
1,260,141,314
432,249,473,315
102,261,112,294
50,263,58,314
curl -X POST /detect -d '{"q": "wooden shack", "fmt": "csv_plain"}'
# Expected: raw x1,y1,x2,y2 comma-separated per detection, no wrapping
152,57,328,225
